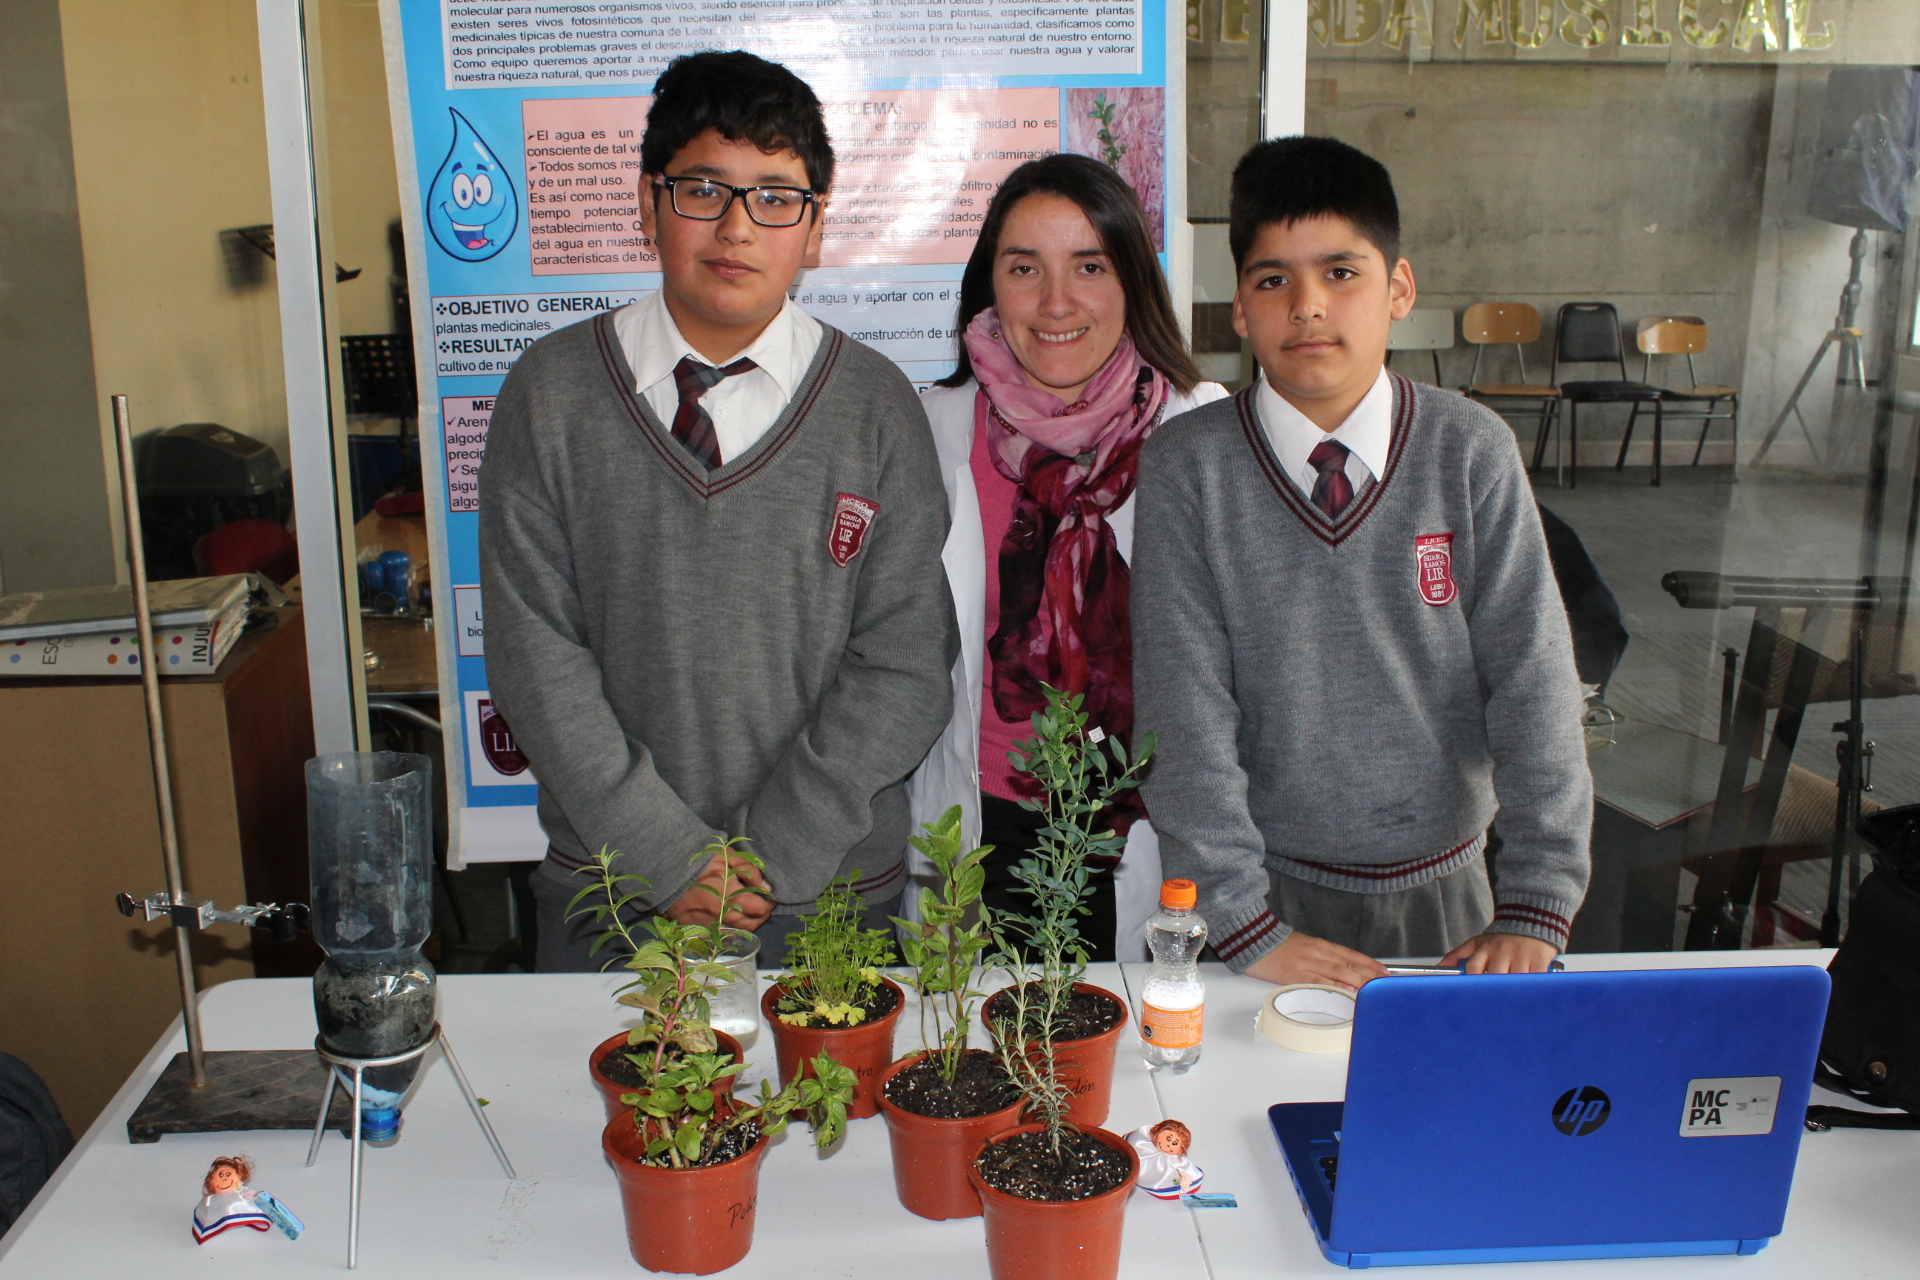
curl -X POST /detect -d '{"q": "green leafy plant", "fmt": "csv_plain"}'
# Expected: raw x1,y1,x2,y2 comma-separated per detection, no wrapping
621,1049,856,1169
774,875,897,1027
1088,93,1128,170
987,685,1154,1153
890,805,994,1085
567,839,761,1081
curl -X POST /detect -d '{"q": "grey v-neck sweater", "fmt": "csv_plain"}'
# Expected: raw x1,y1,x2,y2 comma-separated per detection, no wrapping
479,311,958,914
1133,374,1591,970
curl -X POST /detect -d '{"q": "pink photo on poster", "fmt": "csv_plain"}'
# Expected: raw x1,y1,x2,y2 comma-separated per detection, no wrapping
1062,87,1167,248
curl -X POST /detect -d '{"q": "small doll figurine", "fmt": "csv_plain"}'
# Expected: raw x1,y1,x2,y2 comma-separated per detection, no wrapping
192,1156,304,1243
1127,1119,1204,1200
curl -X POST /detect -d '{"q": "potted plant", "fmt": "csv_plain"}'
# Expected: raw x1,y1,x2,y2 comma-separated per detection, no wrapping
979,686,1153,1128
570,842,753,1120
593,898,858,1276
876,805,1025,1219
762,874,905,1118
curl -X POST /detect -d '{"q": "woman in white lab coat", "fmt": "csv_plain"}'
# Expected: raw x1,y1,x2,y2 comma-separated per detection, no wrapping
907,154,1229,961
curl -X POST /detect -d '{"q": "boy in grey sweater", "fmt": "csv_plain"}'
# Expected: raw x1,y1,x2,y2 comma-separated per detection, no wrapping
479,52,957,968
1133,137,1590,988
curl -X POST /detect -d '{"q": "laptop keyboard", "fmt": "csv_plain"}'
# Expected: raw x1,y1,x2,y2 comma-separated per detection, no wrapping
1319,1155,1339,1191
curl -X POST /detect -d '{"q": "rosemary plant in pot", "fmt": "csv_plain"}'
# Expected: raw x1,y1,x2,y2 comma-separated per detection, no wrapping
876,806,1024,1219
979,686,1152,1127
762,875,904,1119
570,842,751,1121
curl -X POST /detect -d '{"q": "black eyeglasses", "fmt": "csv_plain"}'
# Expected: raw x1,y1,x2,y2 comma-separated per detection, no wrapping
655,177,818,227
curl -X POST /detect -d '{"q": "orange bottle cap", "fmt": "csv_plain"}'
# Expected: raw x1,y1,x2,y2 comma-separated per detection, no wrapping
1160,879,1197,910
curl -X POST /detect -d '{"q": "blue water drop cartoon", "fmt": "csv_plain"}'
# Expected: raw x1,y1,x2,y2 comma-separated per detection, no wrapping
426,109,518,262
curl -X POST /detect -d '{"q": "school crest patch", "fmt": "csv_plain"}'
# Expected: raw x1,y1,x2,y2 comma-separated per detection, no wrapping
478,698,529,775
1416,532,1457,606
828,492,879,567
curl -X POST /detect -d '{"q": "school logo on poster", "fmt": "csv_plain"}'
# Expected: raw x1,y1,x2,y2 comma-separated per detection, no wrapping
828,492,879,567
1416,532,1457,606
477,698,528,776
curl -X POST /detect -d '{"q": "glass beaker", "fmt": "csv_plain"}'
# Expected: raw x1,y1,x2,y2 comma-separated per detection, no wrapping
307,751,438,1145
696,928,761,1039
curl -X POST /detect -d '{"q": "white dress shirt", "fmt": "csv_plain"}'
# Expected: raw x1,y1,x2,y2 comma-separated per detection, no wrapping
613,290,823,465
1255,366,1394,500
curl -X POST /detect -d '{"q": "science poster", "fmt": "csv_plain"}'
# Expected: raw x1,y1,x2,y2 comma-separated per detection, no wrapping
381,0,1181,862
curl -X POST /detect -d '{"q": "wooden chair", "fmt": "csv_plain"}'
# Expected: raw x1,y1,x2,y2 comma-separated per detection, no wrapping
1549,302,1664,488
1461,303,1559,472
1387,308,1452,385
1624,317,1739,471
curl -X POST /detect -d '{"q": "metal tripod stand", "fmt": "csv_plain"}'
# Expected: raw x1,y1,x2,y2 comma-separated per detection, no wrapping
1752,228,1871,467
307,1024,514,1268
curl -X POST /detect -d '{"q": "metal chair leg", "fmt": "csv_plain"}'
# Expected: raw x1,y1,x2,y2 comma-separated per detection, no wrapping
1429,350,1442,386
1531,401,1554,472
1617,401,1637,470
1693,399,1715,466
1568,402,1579,489
1652,400,1663,487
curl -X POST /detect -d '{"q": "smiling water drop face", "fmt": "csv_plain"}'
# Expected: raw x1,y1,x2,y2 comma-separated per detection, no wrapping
426,108,518,262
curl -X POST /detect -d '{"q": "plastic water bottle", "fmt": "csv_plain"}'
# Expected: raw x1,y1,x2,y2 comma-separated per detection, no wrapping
1139,879,1206,1073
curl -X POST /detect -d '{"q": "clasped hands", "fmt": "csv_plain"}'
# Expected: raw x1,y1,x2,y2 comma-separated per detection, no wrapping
1242,929,1558,991
661,848,776,930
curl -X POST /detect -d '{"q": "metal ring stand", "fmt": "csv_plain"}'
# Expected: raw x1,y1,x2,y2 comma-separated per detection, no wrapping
307,1023,514,1268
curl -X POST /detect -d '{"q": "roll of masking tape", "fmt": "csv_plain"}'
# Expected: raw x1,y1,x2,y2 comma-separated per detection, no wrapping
1258,984,1356,1054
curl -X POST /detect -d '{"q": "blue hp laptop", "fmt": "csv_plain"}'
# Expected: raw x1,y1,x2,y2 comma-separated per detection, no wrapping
1268,966,1830,1268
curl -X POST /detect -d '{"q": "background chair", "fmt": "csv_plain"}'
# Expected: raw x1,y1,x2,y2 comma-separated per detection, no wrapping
1548,302,1664,488
1627,317,1740,471
1387,308,1453,385
1461,302,1559,468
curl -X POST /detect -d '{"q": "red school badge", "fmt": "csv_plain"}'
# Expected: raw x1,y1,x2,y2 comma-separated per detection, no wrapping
1416,533,1458,606
828,492,879,567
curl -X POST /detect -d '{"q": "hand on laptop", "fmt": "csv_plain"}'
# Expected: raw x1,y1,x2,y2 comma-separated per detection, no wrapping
1244,932,1390,990
1441,932,1557,973
663,850,775,931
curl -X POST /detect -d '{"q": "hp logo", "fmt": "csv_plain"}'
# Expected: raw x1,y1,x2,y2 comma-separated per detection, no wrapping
1552,1086,1611,1136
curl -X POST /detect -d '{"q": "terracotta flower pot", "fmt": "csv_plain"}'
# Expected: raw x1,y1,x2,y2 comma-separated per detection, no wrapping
980,981,1129,1128
589,1029,744,1122
602,1106,769,1275
762,978,904,1119
967,1122,1140,1280
876,1051,1026,1220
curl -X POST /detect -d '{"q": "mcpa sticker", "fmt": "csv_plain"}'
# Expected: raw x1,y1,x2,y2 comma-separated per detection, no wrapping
828,492,879,567
1679,1076,1780,1136
1416,532,1457,606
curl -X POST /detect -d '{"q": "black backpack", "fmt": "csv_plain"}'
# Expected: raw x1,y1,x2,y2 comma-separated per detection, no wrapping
0,1053,74,1236
1807,807,1920,1131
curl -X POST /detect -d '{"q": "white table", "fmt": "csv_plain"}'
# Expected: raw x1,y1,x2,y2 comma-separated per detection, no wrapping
1131,950,1918,1280
0,964,1204,1278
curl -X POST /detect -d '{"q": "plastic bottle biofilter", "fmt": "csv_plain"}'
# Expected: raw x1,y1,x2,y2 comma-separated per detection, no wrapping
1139,878,1206,1074
307,751,438,1146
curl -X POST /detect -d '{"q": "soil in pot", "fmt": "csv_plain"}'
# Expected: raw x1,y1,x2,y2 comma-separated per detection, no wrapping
973,1129,1132,1201
590,1030,742,1122
968,1123,1139,1280
767,976,901,1027
763,978,904,1119
981,983,1128,1127
603,1108,769,1275
882,1049,1021,1119
877,1050,1025,1221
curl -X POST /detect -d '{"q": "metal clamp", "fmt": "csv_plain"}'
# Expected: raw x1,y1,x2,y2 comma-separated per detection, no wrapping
114,891,310,942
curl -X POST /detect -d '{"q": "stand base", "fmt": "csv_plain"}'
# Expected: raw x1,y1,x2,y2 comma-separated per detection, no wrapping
126,1050,354,1144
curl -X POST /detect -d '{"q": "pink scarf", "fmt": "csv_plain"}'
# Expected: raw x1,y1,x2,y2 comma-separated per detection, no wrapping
967,308,1167,825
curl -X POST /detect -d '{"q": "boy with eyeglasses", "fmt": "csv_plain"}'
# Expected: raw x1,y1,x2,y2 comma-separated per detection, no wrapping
480,50,958,968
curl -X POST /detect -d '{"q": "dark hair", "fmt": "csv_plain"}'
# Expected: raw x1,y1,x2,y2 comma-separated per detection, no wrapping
641,51,834,195
1229,136,1401,271
938,153,1199,394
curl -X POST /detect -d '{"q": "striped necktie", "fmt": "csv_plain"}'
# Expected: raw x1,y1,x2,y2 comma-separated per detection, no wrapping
670,355,757,470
